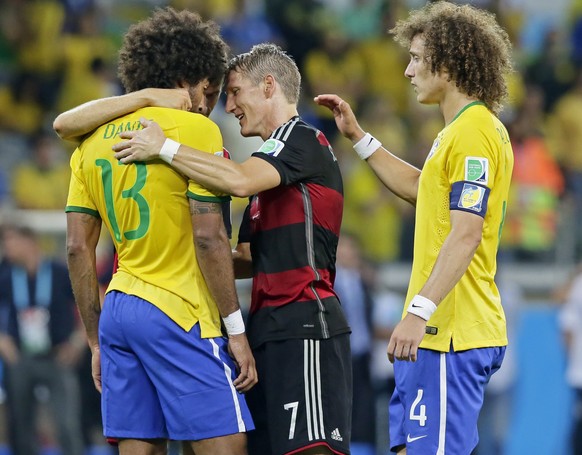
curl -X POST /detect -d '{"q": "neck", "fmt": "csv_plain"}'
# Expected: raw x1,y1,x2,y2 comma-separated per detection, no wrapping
261,104,298,141
440,91,480,125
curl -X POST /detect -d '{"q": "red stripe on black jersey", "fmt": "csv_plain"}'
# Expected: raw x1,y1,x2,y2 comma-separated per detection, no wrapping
250,266,337,313
249,183,342,236
244,116,349,347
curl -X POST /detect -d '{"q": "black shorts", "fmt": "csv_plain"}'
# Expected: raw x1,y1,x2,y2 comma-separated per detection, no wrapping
246,334,352,455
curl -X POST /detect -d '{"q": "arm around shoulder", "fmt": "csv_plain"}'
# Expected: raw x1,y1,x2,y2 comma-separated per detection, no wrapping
53,88,192,143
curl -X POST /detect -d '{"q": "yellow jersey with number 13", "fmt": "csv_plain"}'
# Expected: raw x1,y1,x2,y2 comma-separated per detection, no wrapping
406,101,514,352
66,107,230,338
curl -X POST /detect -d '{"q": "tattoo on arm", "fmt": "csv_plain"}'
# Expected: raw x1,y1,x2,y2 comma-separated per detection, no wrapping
190,201,223,215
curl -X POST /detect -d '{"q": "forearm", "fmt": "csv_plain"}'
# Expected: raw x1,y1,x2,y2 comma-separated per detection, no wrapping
67,251,101,348
365,148,420,205
172,147,253,197
53,90,154,142
418,232,480,305
196,234,241,317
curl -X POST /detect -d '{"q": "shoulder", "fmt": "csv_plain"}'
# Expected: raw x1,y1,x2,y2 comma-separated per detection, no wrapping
275,118,324,149
138,107,218,130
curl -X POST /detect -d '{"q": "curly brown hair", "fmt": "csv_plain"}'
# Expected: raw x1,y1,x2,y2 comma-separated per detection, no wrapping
391,1,513,115
117,8,229,93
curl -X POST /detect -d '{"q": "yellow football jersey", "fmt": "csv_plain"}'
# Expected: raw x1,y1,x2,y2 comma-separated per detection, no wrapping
66,107,229,337
406,102,514,351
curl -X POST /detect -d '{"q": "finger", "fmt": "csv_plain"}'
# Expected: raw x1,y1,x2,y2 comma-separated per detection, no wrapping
409,345,418,362
237,370,258,393
233,364,247,386
112,140,133,152
140,116,154,128
183,96,192,111
236,376,252,393
119,155,137,165
119,130,138,140
387,339,395,364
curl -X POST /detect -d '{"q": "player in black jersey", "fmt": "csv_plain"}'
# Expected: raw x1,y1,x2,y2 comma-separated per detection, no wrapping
110,43,353,455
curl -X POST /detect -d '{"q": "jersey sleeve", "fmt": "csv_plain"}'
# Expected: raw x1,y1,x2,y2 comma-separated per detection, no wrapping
181,122,231,204
251,133,321,185
65,148,100,217
237,203,252,244
447,127,495,217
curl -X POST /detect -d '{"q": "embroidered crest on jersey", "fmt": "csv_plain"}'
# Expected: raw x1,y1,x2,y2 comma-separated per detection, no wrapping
458,183,486,211
257,138,285,156
465,157,489,184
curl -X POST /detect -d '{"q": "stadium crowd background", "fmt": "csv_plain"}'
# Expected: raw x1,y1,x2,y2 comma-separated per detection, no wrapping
0,0,581,454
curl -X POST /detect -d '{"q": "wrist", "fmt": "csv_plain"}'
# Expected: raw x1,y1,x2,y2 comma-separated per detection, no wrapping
348,128,366,143
222,309,245,336
353,132,382,160
407,294,437,321
160,138,180,163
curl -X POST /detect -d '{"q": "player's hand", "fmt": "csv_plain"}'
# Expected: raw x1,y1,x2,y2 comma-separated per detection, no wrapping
91,344,102,393
227,333,258,393
387,313,427,363
112,117,167,164
143,87,192,112
313,94,365,142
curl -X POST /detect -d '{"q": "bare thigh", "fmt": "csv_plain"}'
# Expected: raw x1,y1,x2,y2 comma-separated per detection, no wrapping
187,432,247,455
118,438,167,455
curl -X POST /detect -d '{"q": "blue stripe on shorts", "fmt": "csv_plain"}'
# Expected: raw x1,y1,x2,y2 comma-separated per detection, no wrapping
389,346,505,454
99,291,254,440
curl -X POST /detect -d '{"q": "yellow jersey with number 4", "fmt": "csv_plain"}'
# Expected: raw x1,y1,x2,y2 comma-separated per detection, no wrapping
66,107,229,337
406,101,513,352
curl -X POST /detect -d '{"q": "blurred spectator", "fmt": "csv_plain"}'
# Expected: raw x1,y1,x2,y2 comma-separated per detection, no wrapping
219,0,282,55
353,3,410,115
11,132,71,210
502,85,565,262
524,28,575,113
334,232,376,455
329,0,386,42
0,0,66,111
558,264,582,455
263,0,324,68
56,6,118,113
369,284,402,453
0,223,85,455
546,68,582,260
0,170,8,210
341,98,409,263
476,272,524,455
303,19,367,140
0,73,45,136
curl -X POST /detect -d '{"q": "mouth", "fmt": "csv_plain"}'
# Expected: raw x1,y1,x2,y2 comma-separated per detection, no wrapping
235,113,245,124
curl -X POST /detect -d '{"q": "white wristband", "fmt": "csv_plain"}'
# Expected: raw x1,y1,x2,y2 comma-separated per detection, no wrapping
407,294,437,321
159,138,181,164
222,309,245,336
353,132,382,160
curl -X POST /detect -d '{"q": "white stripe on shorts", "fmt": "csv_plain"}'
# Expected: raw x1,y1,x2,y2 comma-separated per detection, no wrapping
437,352,447,455
209,338,246,432
303,339,325,441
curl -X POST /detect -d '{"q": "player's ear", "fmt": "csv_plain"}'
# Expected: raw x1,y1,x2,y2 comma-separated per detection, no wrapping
263,75,275,98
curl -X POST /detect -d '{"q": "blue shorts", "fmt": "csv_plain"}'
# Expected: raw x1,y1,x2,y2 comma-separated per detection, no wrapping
389,346,505,454
99,291,254,440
